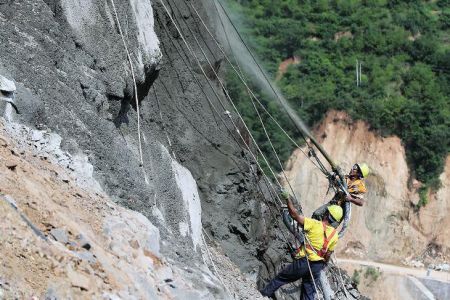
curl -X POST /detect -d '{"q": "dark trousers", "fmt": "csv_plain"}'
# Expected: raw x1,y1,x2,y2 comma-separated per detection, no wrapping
260,257,325,299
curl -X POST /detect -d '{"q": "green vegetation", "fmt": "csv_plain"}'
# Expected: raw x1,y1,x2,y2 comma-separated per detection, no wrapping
364,266,381,283
416,186,429,209
226,0,450,192
351,269,361,286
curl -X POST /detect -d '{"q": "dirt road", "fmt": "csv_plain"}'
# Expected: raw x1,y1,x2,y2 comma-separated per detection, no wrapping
337,258,450,283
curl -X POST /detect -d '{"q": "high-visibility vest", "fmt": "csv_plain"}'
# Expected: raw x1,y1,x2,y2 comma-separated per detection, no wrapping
302,222,337,259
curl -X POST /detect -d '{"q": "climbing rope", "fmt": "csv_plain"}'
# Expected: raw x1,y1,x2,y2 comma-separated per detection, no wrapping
189,25,285,191
188,4,333,296
201,231,233,297
211,0,302,209
157,0,286,210
331,254,350,298
158,0,287,207
186,2,332,297
191,0,330,178
109,0,144,167
158,2,342,299
157,1,302,271
153,86,177,160
156,17,296,297
155,6,285,221
213,0,319,151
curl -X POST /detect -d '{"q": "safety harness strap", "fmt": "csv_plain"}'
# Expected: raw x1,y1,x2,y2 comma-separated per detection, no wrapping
303,222,336,258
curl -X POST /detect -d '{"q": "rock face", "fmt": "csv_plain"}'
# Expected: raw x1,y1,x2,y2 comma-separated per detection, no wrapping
0,120,228,299
284,110,450,263
1,0,252,263
0,0,278,297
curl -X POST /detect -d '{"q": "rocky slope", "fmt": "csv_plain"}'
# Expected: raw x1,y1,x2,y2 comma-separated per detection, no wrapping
0,1,367,299
0,0,281,297
0,0,262,274
284,110,450,264
0,119,225,299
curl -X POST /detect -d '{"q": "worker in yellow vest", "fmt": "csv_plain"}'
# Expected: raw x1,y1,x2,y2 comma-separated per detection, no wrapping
260,195,342,299
312,162,369,237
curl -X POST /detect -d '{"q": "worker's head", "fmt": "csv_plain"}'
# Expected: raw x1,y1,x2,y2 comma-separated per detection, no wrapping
349,163,370,179
325,205,343,228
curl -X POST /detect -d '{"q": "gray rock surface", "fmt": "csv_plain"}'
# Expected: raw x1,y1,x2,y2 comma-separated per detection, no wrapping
0,0,265,272
0,0,364,299
50,228,69,244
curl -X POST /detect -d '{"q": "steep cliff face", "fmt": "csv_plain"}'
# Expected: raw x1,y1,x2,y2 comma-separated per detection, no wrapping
0,1,369,298
0,0,275,297
284,110,450,263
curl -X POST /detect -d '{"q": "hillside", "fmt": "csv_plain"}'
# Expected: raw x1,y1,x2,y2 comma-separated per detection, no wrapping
226,0,450,194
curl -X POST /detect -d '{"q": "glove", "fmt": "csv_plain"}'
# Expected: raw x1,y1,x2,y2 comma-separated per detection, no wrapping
280,188,290,201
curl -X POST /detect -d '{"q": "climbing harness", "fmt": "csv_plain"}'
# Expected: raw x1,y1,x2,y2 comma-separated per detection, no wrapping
300,223,337,259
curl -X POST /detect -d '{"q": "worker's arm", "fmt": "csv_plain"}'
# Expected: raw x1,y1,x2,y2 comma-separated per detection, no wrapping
287,198,305,225
281,209,304,243
346,194,364,206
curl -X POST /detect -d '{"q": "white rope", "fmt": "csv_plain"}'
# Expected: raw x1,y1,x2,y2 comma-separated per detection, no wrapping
303,236,325,300
201,231,233,298
157,0,284,206
153,86,177,159
211,0,302,209
332,254,350,298
189,30,283,190
177,3,327,297
160,4,336,299
109,0,144,166
191,1,325,174
189,3,324,297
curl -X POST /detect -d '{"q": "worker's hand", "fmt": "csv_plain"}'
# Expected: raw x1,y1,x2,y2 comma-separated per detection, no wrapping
345,194,353,202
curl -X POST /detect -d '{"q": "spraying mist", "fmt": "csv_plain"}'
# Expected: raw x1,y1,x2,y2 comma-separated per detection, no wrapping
212,0,314,139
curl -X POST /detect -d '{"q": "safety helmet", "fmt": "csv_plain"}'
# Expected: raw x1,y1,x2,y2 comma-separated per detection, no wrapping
327,205,343,223
355,163,370,178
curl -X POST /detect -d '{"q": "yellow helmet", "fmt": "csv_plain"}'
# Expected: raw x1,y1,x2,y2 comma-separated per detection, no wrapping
327,205,343,222
356,163,370,178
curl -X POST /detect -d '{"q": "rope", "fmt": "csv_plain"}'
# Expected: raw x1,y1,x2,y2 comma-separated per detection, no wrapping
109,0,144,167
157,0,284,208
159,0,286,207
211,0,303,212
302,235,325,300
189,25,284,190
189,3,325,296
201,3,333,297
201,231,233,298
157,12,288,237
192,1,328,176
331,254,350,299
156,14,296,297
159,2,331,298
155,2,284,223
249,94,304,210
213,1,320,152
153,86,177,159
